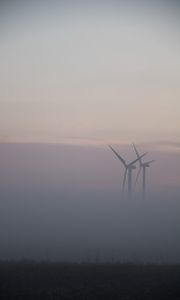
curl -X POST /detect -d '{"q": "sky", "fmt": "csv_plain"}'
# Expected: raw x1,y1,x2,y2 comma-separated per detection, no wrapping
0,0,180,144
0,0,180,261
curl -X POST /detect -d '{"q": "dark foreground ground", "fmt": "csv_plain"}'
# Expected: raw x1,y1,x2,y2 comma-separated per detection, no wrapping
0,262,180,300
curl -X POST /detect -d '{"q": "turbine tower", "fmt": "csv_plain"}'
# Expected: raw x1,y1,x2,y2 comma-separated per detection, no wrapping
133,144,154,199
108,145,146,199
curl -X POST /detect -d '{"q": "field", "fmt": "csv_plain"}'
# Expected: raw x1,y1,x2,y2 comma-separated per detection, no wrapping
0,262,179,299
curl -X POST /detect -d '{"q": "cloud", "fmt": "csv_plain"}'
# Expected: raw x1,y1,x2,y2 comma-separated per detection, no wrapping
136,140,180,154
157,141,180,149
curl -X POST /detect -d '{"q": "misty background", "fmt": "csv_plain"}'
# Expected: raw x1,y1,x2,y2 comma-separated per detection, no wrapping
0,143,179,262
0,0,180,263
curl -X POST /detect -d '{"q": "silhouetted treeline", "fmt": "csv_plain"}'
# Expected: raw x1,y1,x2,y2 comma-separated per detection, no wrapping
0,261,180,299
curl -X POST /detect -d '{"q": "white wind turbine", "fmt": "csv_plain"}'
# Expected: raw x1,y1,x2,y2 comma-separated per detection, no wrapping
133,144,155,199
108,145,147,199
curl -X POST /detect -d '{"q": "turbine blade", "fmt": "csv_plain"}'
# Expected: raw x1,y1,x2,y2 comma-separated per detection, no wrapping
145,160,155,164
108,145,127,167
132,143,142,164
133,143,140,158
128,152,148,167
135,167,142,185
122,168,127,193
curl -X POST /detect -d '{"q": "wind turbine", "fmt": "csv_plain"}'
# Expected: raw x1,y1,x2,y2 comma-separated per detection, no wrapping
108,145,147,199
133,144,155,199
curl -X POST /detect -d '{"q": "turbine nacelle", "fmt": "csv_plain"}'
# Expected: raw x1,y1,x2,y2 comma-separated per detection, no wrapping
144,163,150,167
129,165,136,170
142,160,155,168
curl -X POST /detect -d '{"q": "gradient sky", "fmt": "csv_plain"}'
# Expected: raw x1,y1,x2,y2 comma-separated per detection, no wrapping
0,0,180,190
0,0,180,144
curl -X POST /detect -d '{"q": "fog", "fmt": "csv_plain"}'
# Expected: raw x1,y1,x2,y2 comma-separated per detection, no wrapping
0,143,179,263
